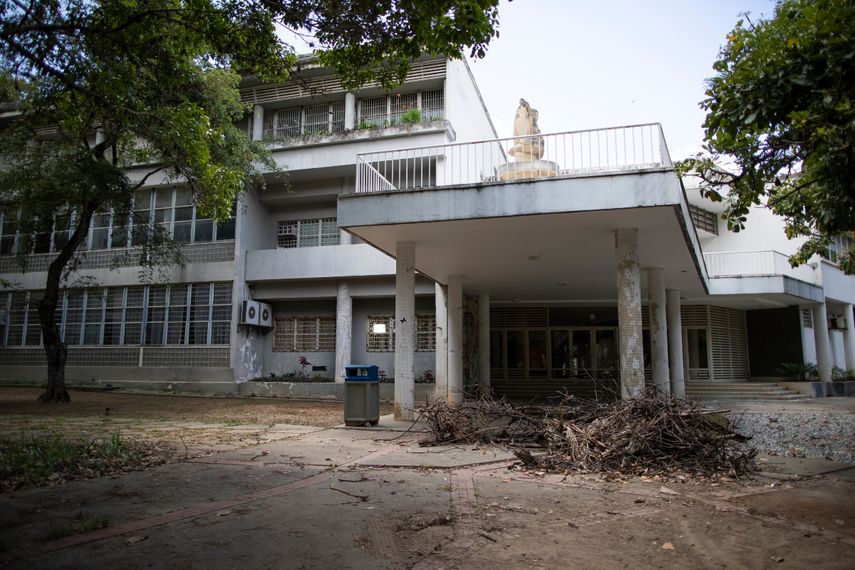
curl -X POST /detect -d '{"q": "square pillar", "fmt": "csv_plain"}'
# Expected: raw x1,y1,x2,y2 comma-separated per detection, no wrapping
667,289,685,398
394,241,416,420
647,268,670,398
615,229,644,399
345,93,357,130
447,275,464,406
334,282,352,384
478,293,490,395
843,304,855,373
252,104,264,141
434,283,448,402
812,302,833,382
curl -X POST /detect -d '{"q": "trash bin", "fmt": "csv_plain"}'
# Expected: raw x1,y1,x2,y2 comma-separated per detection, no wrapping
344,365,380,427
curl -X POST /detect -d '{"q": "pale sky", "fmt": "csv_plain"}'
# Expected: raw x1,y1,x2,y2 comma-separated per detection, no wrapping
468,0,776,158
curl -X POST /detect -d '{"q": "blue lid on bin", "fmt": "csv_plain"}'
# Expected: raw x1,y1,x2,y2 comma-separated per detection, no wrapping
344,364,379,381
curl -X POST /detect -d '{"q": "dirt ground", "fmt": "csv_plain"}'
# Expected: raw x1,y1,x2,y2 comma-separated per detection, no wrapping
1,387,853,569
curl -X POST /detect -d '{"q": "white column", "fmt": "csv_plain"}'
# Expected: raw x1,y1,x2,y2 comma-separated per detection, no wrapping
345,93,357,130
252,104,264,141
447,275,464,406
334,282,352,384
843,304,855,373
667,289,685,398
648,268,670,398
812,302,833,382
434,283,448,402
616,229,644,399
478,293,490,396
394,242,416,420
339,230,352,245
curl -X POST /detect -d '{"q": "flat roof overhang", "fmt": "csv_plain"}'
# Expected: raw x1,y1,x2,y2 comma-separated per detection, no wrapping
338,170,709,302
694,275,825,309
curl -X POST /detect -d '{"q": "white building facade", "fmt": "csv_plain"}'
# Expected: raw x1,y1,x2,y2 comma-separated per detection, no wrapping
0,56,853,410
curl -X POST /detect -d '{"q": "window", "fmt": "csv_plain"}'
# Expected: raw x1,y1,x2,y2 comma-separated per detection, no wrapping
366,314,436,352
689,205,718,235
0,211,17,255
0,282,232,347
358,89,444,127
825,234,854,264
277,218,339,248
273,316,336,352
263,101,346,141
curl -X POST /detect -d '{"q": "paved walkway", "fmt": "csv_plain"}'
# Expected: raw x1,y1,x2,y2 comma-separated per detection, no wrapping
1,414,854,569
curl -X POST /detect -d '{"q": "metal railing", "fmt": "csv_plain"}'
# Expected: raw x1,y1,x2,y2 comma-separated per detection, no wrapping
704,250,819,284
355,123,672,194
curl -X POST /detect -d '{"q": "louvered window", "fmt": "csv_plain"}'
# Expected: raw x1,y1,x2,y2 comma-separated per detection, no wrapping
709,306,749,381
273,316,336,352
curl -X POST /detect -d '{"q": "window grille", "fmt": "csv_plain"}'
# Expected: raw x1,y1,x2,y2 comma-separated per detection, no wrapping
83,290,105,345
358,89,444,127
421,89,444,121
416,314,436,351
263,101,346,141
234,114,252,138
144,286,167,345
63,290,84,345
123,287,145,345
0,210,17,255
6,291,28,345
103,288,123,345
802,308,813,328
367,314,436,352
689,205,718,235
24,291,42,345
273,316,336,352
210,282,233,345
359,96,387,127
390,92,418,123
277,218,339,248
367,315,395,351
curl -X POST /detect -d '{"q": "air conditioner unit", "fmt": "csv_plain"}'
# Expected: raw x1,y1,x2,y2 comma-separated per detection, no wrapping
257,302,273,328
240,300,261,326
834,317,846,330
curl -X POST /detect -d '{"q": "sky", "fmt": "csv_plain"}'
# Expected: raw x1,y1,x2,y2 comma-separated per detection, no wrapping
282,0,778,159
465,0,777,158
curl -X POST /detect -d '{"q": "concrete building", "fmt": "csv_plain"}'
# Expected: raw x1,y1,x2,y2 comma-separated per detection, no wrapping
1,55,853,415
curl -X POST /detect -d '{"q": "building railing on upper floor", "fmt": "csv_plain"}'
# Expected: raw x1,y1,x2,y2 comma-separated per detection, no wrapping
704,250,819,284
354,123,672,194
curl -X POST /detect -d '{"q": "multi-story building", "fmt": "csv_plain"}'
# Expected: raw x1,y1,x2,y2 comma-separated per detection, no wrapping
0,54,853,413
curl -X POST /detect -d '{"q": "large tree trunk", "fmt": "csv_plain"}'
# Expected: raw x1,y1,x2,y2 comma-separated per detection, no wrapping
37,205,95,403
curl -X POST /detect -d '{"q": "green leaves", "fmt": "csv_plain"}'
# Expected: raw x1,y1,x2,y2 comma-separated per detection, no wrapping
677,0,855,273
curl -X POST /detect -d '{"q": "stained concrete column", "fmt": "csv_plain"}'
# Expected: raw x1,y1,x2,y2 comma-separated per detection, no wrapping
843,304,855,373
478,293,490,396
345,93,357,130
394,241,416,420
647,268,670,398
334,282,352,384
812,302,833,382
447,275,464,406
616,229,644,399
252,104,264,141
667,289,685,398
434,283,448,402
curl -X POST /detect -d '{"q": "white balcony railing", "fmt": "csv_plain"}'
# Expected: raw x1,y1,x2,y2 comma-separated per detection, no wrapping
355,123,672,194
704,250,819,284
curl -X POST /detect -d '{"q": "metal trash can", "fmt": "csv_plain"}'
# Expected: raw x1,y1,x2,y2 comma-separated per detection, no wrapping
344,365,380,427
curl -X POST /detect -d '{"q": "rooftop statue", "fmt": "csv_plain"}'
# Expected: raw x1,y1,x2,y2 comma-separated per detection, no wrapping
510,98,544,161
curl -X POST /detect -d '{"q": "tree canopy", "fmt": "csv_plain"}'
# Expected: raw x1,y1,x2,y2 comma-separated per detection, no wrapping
677,0,855,273
0,0,502,401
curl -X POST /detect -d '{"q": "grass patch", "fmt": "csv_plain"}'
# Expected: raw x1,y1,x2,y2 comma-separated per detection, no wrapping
44,513,110,541
0,431,175,492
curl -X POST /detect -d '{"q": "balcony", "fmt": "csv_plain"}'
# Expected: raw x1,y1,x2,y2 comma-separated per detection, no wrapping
704,250,819,283
245,243,395,282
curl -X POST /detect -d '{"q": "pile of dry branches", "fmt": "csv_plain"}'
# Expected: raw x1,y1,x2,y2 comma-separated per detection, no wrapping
419,395,756,477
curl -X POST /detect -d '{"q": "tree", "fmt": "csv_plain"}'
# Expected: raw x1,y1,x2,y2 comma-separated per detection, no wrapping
677,0,855,274
0,0,501,402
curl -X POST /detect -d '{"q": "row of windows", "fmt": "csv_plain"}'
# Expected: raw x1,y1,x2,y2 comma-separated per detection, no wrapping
0,282,232,347
0,187,235,256
277,218,339,249
258,89,445,142
825,234,854,264
688,205,718,235
271,314,436,353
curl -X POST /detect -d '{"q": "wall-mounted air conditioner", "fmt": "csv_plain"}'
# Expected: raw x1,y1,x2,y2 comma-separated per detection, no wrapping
240,300,274,328
830,317,846,330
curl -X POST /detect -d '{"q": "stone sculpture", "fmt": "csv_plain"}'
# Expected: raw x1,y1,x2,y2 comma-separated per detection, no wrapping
510,98,544,161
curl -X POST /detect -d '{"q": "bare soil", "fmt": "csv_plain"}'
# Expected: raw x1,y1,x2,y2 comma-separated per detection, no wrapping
0,386,391,426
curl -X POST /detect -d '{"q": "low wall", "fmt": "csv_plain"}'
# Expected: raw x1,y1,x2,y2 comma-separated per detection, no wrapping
238,381,437,403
